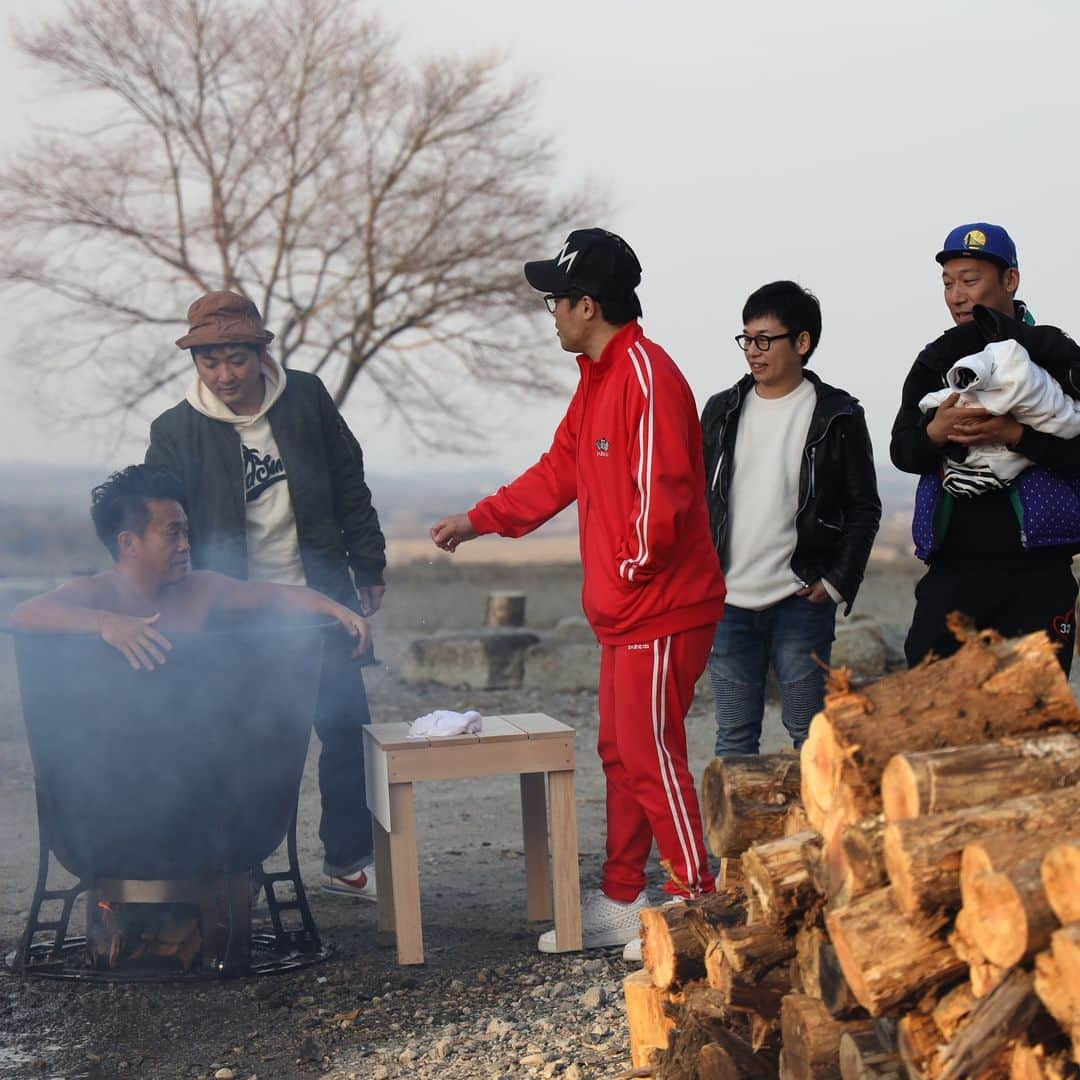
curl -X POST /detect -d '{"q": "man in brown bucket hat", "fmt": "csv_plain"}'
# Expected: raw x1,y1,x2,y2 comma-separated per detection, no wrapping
147,290,387,900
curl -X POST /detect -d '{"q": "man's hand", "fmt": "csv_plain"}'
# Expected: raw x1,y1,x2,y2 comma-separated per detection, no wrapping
356,585,386,616
333,609,373,658
925,393,971,445
99,612,173,671
430,513,477,553
795,581,833,604
947,409,1025,449
926,394,1024,449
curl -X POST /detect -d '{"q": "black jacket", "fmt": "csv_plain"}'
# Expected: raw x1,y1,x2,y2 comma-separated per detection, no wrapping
146,370,385,607
890,303,1080,478
701,371,881,614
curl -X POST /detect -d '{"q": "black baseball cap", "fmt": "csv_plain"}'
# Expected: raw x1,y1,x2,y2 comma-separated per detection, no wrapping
524,228,642,314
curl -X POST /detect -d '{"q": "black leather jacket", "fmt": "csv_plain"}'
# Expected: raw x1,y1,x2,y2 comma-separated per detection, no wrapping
147,370,385,608
701,371,881,614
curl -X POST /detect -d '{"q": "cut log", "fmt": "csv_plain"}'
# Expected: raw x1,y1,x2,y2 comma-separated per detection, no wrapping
949,907,1006,999
784,802,812,837
931,981,977,1041
825,887,964,1016
1010,1038,1073,1080
794,921,859,1016
682,888,749,939
839,1028,903,1079
655,983,779,1079
780,993,875,1080
1042,840,1080,925
897,1009,941,1080
796,923,827,1001
742,829,823,923
640,890,745,991
1034,948,1078,1040
827,816,887,906
640,902,703,990
881,732,1080,821
696,1041,740,1080
819,938,861,1018
703,939,728,994
801,629,1080,834
724,963,790,1020
883,785,1080,916
936,970,1043,1080
719,920,795,979
623,969,675,1069
964,855,1060,968
701,753,802,858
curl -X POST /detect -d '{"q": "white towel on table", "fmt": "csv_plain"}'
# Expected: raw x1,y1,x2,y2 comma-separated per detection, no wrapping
408,709,483,739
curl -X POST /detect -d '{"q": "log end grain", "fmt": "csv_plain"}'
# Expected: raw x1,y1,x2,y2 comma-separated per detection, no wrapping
881,754,922,822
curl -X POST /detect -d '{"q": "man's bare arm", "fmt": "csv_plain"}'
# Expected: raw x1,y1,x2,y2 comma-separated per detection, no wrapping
10,579,173,671
202,573,372,658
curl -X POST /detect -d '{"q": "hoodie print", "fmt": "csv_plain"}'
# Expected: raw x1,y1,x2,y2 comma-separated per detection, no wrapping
243,443,288,503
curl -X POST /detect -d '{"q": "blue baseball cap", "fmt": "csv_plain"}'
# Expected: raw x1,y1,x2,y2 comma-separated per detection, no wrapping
935,223,1019,269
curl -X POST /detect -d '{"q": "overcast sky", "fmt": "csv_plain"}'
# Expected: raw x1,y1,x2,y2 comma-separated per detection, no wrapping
2,0,1079,484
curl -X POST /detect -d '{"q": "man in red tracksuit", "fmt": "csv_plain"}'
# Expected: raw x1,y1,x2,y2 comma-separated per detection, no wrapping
431,228,727,955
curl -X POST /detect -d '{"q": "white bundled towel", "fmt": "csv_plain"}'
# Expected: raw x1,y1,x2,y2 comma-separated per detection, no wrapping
918,339,1080,494
408,709,483,739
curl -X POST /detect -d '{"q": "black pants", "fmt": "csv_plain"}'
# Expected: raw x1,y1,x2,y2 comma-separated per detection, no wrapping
905,558,1078,675
314,633,373,875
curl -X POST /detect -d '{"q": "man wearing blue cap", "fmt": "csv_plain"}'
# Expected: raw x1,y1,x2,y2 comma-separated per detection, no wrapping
891,224,1080,671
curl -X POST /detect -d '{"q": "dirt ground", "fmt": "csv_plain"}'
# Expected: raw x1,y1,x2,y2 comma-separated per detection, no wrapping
0,558,927,1080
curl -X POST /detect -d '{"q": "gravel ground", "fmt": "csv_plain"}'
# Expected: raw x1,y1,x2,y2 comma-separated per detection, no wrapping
0,559,924,1079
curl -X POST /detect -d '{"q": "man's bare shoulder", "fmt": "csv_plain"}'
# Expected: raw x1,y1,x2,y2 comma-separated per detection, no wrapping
45,572,123,609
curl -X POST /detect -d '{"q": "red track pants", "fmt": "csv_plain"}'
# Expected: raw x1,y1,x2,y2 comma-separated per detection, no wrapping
598,623,716,901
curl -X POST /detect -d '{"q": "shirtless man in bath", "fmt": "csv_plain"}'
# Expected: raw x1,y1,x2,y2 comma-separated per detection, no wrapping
11,464,371,668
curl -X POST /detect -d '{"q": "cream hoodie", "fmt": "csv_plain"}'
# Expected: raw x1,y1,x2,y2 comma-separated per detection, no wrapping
186,357,306,586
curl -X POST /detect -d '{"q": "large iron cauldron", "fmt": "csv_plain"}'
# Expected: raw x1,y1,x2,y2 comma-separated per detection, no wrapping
13,619,326,880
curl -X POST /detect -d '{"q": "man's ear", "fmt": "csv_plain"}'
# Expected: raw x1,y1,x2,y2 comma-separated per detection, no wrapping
1004,267,1020,298
795,330,812,358
117,530,138,557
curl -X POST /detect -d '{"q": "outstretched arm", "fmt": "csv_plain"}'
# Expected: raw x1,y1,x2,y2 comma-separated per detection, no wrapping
204,574,372,657
11,579,173,671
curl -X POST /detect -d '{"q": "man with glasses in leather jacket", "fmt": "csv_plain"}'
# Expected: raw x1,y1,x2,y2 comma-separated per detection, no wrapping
702,280,881,755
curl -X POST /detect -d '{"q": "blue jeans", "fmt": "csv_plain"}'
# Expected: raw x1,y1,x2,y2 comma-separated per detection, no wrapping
709,594,837,755
315,632,374,877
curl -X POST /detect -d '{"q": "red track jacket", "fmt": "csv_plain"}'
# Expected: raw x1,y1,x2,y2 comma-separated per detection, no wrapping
469,321,726,645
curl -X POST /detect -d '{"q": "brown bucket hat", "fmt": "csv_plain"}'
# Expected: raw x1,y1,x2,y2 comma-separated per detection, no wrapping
175,291,275,350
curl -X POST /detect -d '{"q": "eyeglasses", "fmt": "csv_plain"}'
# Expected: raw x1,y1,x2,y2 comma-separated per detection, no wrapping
734,332,794,352
543,291,579,314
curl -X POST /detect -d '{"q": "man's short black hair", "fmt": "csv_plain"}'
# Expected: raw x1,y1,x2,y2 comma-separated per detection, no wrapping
568,290,642,327
90,465,186,559
742,280,822,365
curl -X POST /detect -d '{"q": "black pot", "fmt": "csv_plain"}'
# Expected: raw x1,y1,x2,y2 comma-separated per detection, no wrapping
13,619,326,879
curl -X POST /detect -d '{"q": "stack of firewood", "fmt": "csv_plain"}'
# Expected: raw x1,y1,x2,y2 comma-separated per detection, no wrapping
624,626,1080,1079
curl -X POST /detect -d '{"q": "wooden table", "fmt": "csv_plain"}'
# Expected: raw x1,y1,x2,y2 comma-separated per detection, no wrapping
363,712,582,964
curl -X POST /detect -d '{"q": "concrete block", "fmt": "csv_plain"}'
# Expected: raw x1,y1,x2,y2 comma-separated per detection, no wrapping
400,628,540,690
521,638,600,692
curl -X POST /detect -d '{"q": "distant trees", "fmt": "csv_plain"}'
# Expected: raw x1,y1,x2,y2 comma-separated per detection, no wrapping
1,0,596,442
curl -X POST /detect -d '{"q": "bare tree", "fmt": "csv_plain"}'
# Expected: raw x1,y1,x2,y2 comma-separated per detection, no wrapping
0,0,598,445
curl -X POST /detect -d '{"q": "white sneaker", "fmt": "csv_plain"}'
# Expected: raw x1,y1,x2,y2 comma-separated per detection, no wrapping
537,888,649,953
622,896,684,963
321,862,377,902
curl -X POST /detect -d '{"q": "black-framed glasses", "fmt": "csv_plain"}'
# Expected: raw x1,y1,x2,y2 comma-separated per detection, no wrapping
734,332,793,352
543,291,579,314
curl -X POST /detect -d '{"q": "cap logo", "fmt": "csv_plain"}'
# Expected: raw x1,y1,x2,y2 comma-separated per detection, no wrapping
963,229,987,251
555,241,579,273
